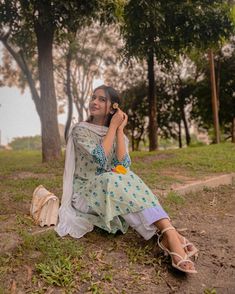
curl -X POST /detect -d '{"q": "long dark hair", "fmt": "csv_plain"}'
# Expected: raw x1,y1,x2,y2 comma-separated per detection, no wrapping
65,84,121,142
87,84,121,127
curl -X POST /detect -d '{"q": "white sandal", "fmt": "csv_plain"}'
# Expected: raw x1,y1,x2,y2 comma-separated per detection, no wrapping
181,236,199,258
157,226,197,274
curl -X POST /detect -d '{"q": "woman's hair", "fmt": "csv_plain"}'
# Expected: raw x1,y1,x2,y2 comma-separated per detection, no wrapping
87,84,121,127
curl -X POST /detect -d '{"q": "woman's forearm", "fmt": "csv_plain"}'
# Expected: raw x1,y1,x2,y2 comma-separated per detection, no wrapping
116,129,126,161
102,125,117,156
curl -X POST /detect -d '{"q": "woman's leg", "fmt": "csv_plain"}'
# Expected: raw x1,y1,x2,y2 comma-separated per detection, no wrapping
154,218,196,271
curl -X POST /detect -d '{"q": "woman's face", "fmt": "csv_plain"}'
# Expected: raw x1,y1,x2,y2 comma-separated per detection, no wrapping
89,89,112,119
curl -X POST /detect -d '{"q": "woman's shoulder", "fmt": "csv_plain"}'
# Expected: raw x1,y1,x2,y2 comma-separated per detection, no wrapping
72,122,90,136
73,121,108,137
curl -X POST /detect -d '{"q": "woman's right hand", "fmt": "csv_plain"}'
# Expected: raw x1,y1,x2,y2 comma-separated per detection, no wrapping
110,109,125,129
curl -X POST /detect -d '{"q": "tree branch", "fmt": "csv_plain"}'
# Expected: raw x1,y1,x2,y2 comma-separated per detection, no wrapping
0,31,42,117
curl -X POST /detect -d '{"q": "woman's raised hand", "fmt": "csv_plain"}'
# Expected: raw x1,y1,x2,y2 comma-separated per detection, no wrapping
118,112,128,131
110,109,127,130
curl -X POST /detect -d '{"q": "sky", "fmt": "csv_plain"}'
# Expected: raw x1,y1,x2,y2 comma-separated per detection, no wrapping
0,80,103,146
0,87,42,145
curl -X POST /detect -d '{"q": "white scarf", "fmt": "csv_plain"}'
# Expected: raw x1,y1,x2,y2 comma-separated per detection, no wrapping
55,121,106,238
79,121,108,137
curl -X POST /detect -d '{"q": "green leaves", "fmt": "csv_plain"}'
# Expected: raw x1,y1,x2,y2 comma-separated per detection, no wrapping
36,256,75,287
121,0,235,63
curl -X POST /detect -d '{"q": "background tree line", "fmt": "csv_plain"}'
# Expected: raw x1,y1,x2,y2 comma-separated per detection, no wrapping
0,0,235,160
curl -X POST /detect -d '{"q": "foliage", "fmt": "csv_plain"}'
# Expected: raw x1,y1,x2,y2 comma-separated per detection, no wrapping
9,135,42,150
122,0,234,62
0,0,124,161
55,23,122,121
121,81,148,151
0,0,123,92
156,56,202,146
21,230,84,289
121,0,234,150
191,39,235,140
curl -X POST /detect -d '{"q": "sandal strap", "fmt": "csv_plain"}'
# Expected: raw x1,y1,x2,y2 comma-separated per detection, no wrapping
161,226,175,235
176,258,194,268
157,226,175,248
182,237,194,249
168,251,187,260
169,252,194,267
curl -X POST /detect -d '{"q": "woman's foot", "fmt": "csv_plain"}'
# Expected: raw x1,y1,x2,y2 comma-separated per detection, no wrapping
176,232,199,258
158,227,197,273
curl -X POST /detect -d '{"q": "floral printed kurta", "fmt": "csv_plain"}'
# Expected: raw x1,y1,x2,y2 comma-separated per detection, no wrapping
71,123,161,234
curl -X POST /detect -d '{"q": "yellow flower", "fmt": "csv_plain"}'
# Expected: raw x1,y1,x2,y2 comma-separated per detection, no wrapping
112,165,127,175
112,103,119,109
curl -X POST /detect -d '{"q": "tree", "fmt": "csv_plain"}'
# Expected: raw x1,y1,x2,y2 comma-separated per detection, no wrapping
156,56,203,147
54,23,121,123
121,82,148,151
104,57,150,150
0,0,122,161
121,0,234,151
192,40,235,142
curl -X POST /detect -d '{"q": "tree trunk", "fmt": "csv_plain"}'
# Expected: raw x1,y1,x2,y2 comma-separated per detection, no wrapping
232,117,235,143
216,58,221,106
65,50,73,142
208,49,220,144
178,121,182,148
181,106,191,146
131,130,135,151
35,24,61,162
147,51,158,151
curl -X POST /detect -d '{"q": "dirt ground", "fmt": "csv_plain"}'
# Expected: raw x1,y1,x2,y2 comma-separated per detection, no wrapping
0,184,235,294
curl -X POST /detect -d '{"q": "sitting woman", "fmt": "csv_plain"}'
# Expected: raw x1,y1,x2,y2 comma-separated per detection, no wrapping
55,85,198,274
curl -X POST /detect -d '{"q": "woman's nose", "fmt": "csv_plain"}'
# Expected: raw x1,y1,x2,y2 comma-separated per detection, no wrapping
92,97,100,104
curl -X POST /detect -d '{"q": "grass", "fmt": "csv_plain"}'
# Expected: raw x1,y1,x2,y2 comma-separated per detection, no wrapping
0,144,235,292
162,191,186,216
131,142,235,189
1,142,234,194
135,142,235,172
204,288,217,294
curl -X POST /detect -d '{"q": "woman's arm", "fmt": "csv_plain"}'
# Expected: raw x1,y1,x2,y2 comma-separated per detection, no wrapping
116,114,128,161
102,109,125,156
102,125,117,156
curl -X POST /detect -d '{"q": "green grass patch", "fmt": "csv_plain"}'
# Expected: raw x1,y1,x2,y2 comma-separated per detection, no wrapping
125,244,160,266
165,191,185,205
204,288,217,294
161,191,186,216
20,230,84,289
131,142,235,189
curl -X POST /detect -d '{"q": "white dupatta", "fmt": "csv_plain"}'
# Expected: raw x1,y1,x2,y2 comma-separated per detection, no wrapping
55,122,108,238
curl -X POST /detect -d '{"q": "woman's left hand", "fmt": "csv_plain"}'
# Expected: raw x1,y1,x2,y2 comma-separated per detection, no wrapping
117,112,128,131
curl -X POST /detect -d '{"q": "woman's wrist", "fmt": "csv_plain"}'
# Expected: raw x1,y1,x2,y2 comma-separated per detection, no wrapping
109,124,118,133
117,128,124,135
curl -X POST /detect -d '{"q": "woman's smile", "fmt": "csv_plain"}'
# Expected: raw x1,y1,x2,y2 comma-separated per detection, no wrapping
90,106,99,111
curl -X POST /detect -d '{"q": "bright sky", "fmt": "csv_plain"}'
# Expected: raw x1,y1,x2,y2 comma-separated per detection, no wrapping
0,87,41,145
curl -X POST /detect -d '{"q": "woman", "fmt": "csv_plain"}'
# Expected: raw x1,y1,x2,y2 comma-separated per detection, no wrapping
55,85,198,274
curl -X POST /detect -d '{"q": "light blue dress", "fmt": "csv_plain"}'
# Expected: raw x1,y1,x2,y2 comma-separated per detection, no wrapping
71,122,168,239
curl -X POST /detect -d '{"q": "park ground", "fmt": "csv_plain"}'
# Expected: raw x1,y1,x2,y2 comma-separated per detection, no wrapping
0,143,235,294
